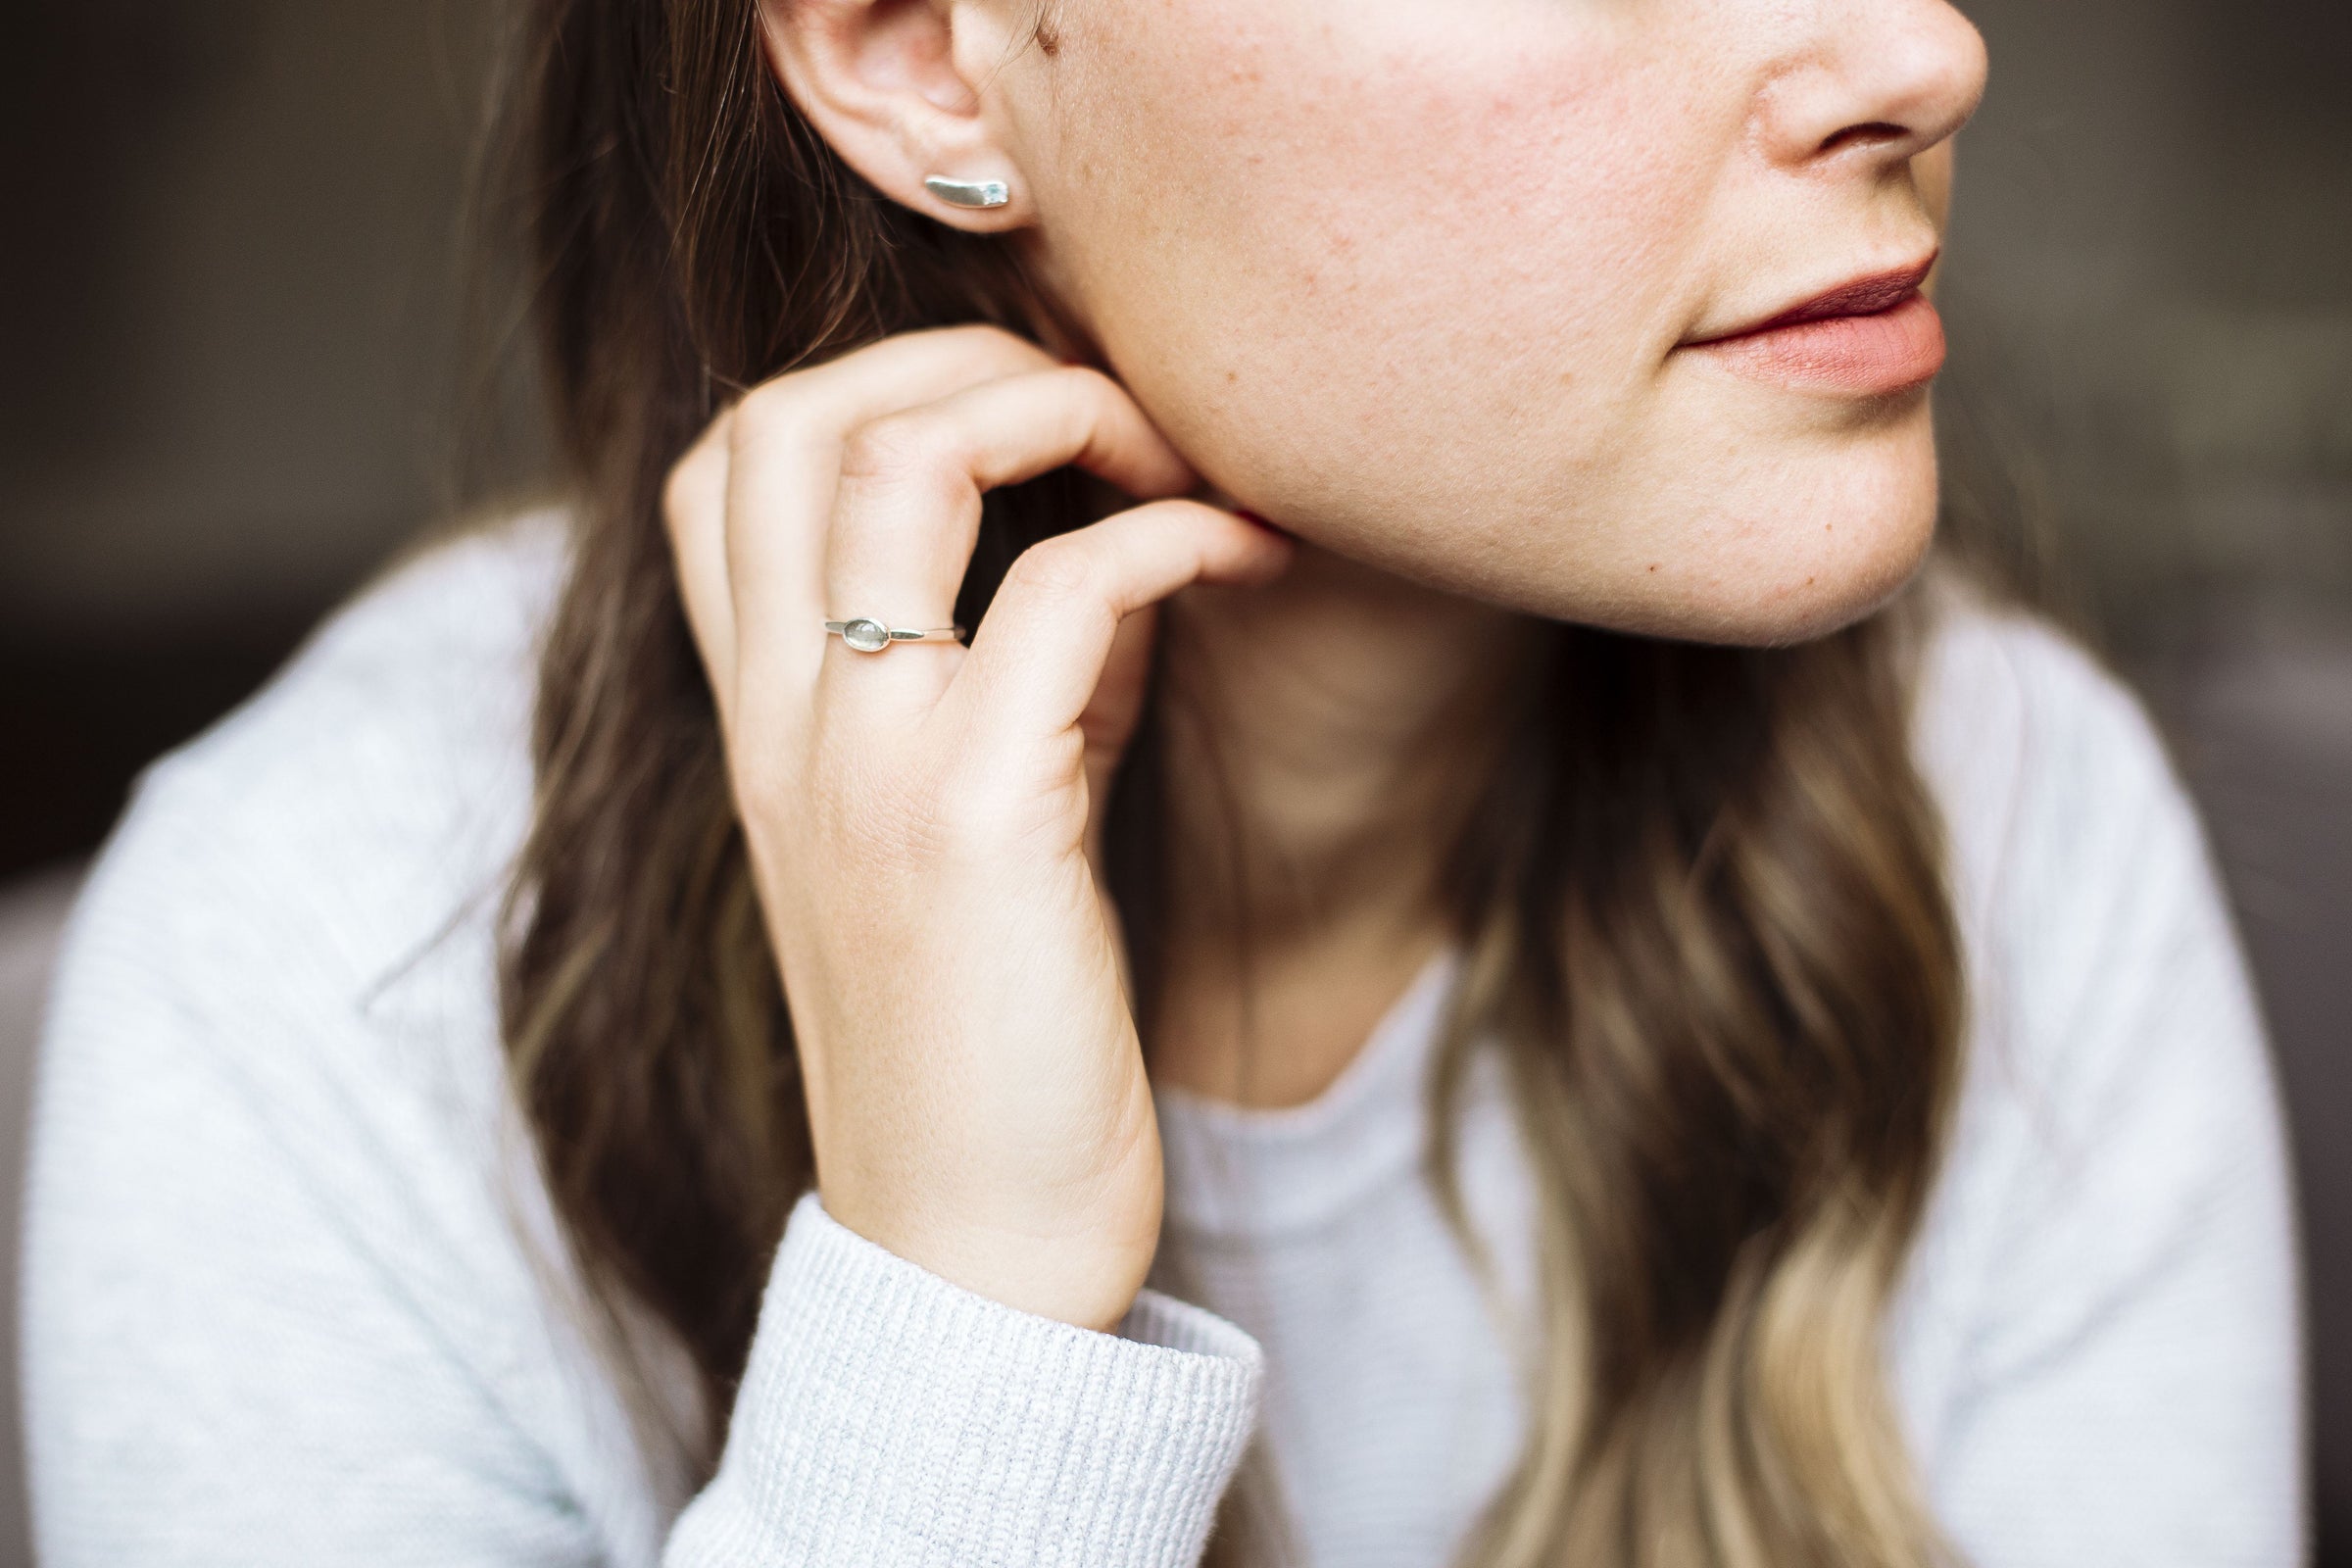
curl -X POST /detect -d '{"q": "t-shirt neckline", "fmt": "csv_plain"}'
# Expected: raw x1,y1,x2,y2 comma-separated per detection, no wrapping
1152,946,1464,1239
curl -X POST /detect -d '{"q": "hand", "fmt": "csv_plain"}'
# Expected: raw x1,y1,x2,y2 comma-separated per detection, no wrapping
663,327,1293,1331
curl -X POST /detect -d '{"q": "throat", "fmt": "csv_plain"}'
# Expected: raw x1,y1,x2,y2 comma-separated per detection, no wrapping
1140,541,1534,1110
1150,919,1456,1111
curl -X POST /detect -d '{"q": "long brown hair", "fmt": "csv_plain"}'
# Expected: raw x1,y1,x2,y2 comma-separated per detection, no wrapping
491,2,1967,1563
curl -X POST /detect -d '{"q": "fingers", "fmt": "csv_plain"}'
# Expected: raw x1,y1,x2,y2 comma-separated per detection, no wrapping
952,502,1293,750
659,324,1261,798
724,330,1062,675
813,367,1200,703
662,326,1059,708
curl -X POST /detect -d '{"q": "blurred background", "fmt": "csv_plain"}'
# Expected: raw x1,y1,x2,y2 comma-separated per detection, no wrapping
1,0,2346,1561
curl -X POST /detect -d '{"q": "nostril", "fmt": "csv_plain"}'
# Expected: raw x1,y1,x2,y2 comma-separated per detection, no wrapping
1821,122,1911,156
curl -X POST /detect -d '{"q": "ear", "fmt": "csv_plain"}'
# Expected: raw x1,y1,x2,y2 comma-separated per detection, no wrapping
757,0,1035,231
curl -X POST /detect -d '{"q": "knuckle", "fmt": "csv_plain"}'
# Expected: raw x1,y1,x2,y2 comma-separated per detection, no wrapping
951,321,1031,350
838,412,946,485
933,322,1026,357
935,322,1052,373
731,378,809,447
1054,364,1121,405
1004,537,1098,603
1042,368,1121,440
660,454,710,542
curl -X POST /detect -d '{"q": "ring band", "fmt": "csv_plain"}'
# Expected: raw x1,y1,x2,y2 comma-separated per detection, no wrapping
825,617,967,653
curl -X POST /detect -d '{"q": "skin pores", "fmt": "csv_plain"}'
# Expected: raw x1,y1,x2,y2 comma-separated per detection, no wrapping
992,0,1987,645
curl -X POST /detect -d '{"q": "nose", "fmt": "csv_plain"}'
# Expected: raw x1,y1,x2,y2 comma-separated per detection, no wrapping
1756,0,1989,170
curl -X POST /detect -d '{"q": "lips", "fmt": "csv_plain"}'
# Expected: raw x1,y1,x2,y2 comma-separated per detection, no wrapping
1685,256,1947,396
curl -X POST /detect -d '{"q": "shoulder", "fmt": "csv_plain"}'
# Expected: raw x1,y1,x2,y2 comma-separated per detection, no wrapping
1912,576,2184,905
1892,584,2300,1559
1895,583,2292,1396
30,505,577,1339
24,512,693,1560
57,510,568,1024
1905,579,2281,1217
35,509,580,1203
35,499,576,1177
1905,578,2278,1230
146,508,566,880
1908,579,2257,1088
22,510,681,1553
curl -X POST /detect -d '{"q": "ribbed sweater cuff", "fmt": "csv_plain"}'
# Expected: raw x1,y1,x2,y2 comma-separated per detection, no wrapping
664,1192,1264,1568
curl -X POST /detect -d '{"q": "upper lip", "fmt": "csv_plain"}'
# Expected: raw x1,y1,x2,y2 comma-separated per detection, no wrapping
1686,253,1939,346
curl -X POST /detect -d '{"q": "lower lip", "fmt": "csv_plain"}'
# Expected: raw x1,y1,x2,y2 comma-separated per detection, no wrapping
1690,294,1946,396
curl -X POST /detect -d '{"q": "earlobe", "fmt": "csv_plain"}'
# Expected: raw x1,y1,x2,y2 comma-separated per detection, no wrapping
754,0,1033,230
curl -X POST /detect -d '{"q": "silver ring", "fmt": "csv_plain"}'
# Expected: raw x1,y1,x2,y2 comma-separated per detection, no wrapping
825,617,967,653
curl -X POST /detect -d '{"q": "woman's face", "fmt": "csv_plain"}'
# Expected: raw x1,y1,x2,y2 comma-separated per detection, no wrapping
779,0,1988,644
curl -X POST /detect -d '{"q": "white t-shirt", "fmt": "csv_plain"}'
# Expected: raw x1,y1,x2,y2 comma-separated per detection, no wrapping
21,514,2303,1566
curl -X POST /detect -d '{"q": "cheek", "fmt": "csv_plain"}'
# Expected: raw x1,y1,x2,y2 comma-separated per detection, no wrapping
1046,2,1725,482
1027,1,1930,643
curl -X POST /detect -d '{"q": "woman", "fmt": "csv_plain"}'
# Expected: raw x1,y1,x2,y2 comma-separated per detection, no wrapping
21,0,2302,1563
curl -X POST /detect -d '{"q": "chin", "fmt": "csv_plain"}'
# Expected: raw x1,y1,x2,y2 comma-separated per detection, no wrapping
1346,418,1945,650
1702,511,1936,647
1563,406,1945,649
1649,485,1940,648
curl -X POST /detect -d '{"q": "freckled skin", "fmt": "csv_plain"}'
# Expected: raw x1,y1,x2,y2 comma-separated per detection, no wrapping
996,0,1987,645
706,0,1994,1327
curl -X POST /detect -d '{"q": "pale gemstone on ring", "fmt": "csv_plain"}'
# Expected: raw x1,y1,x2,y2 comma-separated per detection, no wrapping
842,618,892,653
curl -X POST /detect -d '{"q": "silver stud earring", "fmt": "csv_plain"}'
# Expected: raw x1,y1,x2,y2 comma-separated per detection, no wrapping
923,175,1011,211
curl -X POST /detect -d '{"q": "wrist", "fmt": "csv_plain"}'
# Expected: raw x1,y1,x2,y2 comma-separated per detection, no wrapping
817,1186,1158,1334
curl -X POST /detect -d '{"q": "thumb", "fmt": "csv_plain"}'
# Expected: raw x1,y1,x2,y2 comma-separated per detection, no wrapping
1081,601,1162,837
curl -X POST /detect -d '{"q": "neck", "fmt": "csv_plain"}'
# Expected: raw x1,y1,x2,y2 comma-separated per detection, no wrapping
1143,539,1536,1107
